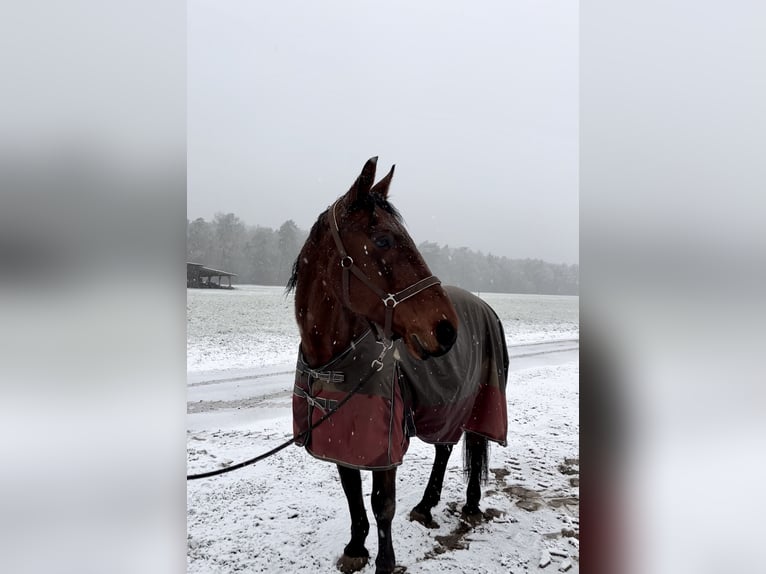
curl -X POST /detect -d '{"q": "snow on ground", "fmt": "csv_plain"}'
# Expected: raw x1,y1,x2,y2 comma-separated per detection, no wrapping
187,287,578,375
187,286,299,373
479,292,579,347
187,353,578,573
187,287,579,573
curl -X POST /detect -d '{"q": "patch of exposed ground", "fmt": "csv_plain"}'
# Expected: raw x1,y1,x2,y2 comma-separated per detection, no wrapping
423,502,507,559
419,455,580,567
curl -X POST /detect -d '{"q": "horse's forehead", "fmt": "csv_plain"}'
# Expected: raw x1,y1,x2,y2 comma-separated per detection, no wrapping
369,208,404,232
341,202,407,237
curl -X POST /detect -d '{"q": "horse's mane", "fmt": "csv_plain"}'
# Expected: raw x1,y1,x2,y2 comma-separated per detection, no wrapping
285,214,323,294
286,193,402,294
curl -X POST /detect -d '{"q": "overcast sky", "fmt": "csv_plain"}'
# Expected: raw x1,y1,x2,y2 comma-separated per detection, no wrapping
188,0,578,264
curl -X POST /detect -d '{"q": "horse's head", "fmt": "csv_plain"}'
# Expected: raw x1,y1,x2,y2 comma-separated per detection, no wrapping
291,157,459,360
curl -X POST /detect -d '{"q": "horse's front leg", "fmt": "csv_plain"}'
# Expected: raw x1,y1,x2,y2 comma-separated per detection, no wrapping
337,465,370,573
371,468,398,574
410,444,453,528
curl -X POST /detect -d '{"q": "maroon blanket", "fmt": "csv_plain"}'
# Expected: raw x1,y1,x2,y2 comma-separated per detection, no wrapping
293,286,509,470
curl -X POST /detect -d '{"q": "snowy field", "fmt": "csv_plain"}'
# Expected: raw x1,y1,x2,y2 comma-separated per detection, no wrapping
187,286,579,374
187,286,579,573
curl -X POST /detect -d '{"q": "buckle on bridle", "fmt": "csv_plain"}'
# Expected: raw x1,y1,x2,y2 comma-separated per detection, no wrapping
382,294,398,308
340,256,354,268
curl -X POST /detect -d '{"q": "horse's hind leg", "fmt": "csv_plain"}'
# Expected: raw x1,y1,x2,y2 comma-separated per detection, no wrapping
462,432,489,522
409,444,453,528
336,465,370,573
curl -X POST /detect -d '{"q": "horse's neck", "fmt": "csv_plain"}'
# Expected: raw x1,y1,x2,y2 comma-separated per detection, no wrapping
296,288,368,367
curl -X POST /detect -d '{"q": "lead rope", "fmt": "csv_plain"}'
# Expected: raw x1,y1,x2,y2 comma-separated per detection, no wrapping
187,343,394,481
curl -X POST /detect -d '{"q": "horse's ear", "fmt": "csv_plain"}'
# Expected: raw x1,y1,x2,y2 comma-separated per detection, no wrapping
370,164,395,198
348,156,378,202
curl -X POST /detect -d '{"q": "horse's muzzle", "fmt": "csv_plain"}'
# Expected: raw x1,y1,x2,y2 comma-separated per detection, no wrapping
412,319,457,359
434,319,457,353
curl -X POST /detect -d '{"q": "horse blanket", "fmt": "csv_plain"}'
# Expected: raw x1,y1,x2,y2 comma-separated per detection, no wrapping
292,286,509,470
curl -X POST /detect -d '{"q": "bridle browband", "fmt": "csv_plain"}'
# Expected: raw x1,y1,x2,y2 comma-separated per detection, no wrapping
329,199,442,341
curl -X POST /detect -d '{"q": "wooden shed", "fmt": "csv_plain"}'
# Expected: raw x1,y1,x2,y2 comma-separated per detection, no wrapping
187,262,237,289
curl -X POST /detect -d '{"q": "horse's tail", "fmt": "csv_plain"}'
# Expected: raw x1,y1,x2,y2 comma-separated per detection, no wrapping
463,433,490,485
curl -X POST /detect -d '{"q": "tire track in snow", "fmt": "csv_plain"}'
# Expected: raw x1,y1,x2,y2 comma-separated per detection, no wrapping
186,340,579,414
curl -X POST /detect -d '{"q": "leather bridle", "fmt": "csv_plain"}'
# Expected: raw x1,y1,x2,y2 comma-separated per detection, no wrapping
328,199,442,340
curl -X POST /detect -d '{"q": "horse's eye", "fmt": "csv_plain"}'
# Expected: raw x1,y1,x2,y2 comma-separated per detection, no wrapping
373,235,392,249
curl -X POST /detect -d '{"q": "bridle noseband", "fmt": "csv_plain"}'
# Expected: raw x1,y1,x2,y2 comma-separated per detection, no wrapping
329,199,442,341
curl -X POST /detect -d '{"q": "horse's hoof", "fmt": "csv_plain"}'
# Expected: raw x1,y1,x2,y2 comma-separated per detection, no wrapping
460,505,483,526
337,554,368,573
409,508,439,529
375,566,407,574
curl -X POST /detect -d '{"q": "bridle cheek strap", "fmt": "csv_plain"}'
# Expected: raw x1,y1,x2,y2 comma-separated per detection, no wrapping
329,200,442,340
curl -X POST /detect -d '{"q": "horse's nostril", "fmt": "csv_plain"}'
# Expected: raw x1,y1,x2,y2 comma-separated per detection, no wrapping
435,319,457,350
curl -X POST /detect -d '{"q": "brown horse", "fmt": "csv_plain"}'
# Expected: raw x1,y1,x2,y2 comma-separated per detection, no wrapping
288,157,508,574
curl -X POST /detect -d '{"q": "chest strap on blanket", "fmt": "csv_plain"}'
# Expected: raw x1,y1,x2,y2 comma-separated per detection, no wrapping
293,385,339,413
298,367,345,384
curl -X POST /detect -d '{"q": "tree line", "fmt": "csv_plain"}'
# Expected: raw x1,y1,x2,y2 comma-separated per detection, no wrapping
187,214,579,295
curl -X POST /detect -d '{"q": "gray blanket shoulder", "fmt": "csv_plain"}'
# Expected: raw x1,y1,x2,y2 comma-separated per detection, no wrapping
397,286,509,446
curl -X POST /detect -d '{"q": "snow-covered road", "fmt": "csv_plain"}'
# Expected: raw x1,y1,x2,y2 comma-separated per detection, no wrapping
187,340,578,417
